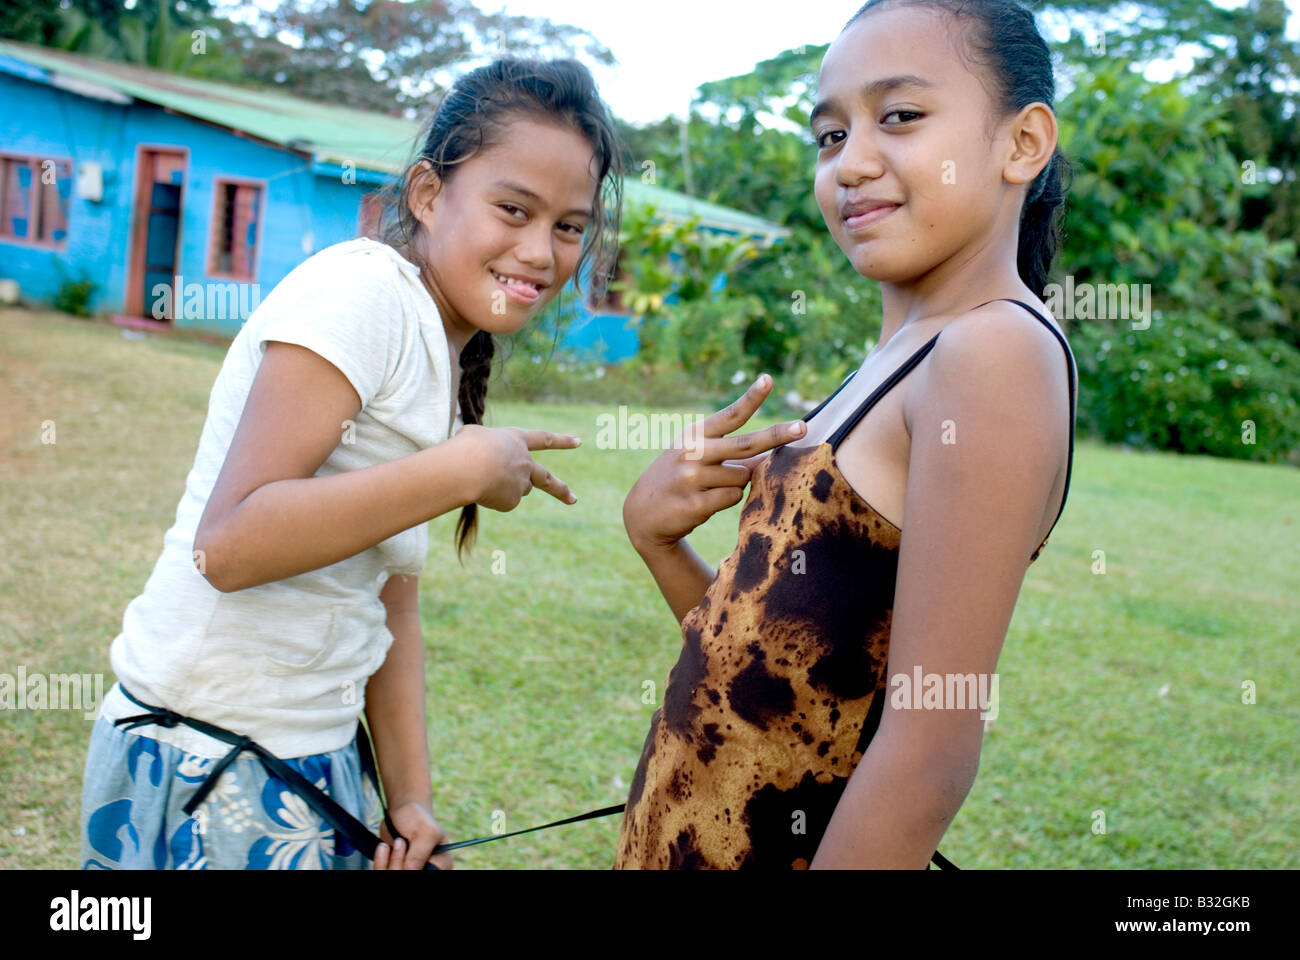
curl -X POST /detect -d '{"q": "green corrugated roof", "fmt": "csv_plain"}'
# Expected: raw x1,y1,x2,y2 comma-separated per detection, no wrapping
622,181,789,240
0,40,789,242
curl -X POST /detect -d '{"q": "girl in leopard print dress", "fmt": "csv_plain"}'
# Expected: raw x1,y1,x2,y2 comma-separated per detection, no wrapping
615,0,1078,869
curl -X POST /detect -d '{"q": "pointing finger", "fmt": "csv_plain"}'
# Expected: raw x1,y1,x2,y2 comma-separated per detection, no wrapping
520,430,582,452
530,460,577,505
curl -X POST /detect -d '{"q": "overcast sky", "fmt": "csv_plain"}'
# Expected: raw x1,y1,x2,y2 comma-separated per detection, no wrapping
481,0,1300,123
481,0,857,122
221,0,1300,125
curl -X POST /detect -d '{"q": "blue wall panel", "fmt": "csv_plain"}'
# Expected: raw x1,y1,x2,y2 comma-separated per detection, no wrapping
0,68,644,358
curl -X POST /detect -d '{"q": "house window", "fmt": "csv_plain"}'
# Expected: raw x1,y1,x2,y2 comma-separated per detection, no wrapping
0,155,71,247
209,179,262,279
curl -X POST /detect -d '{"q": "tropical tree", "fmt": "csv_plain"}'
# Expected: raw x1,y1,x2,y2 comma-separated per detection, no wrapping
611,15,1299,459
221,0,615,116
0,0,246,80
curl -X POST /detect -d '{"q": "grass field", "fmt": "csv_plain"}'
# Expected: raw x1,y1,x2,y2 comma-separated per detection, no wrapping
1,306,1296,869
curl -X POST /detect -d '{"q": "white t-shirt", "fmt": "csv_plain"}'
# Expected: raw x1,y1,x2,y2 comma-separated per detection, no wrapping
101,238,458,759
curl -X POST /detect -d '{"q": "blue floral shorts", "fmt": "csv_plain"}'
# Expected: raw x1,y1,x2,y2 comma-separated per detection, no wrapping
80,713,383,870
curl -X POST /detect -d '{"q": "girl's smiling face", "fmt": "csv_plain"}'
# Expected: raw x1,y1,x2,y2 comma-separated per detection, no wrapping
812,4,1035,287
408,116,600,344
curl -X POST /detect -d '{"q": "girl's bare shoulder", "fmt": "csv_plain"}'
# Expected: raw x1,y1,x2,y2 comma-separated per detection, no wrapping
934,300,1073,389
907,299,1075,435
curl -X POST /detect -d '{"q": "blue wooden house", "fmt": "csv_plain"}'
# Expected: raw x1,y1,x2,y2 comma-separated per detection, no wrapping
0,40,787,361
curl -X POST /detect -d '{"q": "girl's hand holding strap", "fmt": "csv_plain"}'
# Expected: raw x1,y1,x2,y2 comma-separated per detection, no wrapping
372,801,453,871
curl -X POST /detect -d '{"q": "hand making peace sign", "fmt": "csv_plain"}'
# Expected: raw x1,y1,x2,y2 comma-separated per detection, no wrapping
623,374,808,554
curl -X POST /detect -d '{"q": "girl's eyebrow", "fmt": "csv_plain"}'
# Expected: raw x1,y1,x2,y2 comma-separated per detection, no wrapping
493,179,594,219
810,74,935,124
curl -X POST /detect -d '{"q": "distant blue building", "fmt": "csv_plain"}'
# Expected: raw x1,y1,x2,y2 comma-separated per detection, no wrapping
0,41,787,361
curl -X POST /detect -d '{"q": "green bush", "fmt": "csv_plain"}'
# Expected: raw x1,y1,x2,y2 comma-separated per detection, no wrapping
491,292,715,408
505,54,1300,461
53,272,97,317
1072,311,1300,462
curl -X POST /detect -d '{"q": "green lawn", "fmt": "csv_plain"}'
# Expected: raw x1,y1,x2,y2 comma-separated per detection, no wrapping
1,307,1296,869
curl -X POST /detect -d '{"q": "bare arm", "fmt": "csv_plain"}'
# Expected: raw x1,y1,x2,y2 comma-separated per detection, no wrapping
811,309,1069,868
193,341,480,593
630,538,719,625
366,573,432,809
364,572,456,870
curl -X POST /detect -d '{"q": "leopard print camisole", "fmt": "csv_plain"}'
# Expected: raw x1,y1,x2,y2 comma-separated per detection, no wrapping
613,299,1077,869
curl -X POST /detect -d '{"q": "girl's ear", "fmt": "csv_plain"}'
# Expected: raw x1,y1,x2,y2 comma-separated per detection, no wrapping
1003,102,1058,188
407,160,444,223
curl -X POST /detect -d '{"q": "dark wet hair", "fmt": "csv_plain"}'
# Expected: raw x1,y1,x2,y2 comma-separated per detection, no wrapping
846,0,1071,295
373,58,623,559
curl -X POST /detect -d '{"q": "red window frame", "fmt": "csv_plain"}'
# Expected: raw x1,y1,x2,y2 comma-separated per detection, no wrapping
207,177,264,281
0,152,72,249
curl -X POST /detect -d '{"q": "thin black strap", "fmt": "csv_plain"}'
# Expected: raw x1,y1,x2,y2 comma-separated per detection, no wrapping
113,685,621,870
429,804,629,854
998,298,1077,545
803,302,1009,432
827,334,942,452
929,849,959,870
801,370,858,424
115,685,398,865
816,299,1075,548
112,686,951,870
353,715,416,865
362,723,626,865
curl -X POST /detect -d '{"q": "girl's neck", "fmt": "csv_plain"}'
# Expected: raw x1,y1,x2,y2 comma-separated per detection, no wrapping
875,237,1029,353
399,240,477,357
424,267,477,358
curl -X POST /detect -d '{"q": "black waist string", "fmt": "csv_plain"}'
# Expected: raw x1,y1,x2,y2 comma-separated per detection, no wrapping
114,685,409,865
112,686,956,870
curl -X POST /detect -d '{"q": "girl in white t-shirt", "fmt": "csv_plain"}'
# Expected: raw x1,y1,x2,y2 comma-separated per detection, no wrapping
80,58,624,871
